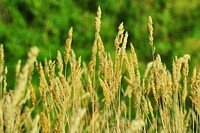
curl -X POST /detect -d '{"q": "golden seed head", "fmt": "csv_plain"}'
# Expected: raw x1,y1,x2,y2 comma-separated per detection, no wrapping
115,23,124,50
99,78,111,106
40,112,49,133
88,61,95,78
95,6,101,36
121,32,128,59
148,16,154,46
130,43,138,66
29,82,37,107
57,51,63,73
65,27,73,64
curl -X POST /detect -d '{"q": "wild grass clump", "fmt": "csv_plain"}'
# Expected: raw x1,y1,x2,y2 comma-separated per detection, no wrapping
0,6,200,133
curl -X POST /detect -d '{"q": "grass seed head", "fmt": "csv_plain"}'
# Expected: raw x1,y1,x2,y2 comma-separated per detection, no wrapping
148,16,153,46
57,50,63,74
65,27,73,64
41,112,50,133
99,78,111,106
115,23,124,50
95,6,101,36
130,43,138,67
29,82,37,107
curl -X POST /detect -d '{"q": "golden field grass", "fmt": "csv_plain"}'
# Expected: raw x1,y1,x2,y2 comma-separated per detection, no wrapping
0,7,200,133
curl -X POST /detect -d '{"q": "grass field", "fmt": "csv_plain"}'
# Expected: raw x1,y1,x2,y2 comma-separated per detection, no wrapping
0,7,200,133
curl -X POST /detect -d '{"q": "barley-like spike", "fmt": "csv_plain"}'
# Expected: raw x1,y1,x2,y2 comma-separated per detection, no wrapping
65,27,73,64
57,51,63,74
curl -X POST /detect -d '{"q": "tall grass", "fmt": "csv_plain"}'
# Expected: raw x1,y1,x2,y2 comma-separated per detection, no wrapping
0,6,200,133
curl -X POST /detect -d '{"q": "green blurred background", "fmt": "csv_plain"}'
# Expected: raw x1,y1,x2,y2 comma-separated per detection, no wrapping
1,0,200,89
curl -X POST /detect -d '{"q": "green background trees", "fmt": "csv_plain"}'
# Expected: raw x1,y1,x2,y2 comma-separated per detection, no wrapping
1,0,200,88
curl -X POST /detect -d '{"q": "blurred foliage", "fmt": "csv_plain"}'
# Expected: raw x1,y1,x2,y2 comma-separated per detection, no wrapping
1,0,200,88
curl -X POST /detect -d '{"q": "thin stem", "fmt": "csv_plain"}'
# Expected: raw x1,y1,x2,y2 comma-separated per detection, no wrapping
106,106,109,133
129,96,131,120
92,92,95,133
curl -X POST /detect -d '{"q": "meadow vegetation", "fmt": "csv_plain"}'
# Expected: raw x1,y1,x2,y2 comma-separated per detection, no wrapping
0,7,200,133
